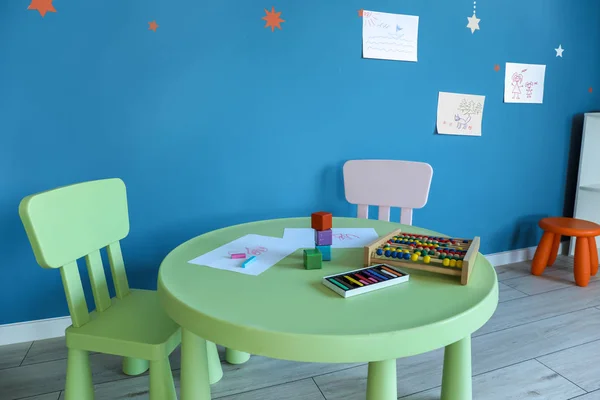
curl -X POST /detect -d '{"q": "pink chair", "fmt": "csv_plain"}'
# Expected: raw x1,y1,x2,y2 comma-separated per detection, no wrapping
343,160,433,225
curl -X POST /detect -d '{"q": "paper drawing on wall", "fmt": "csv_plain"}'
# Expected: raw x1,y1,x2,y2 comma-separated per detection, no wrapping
148,21,159,32
466,1,480,33
504,63,546,104
437,92,485,136
263,7,285,31
362,10,419,62
28,0,56,17
555,44,564,57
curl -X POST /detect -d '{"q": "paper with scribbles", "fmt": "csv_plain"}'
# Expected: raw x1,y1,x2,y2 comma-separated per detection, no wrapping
188,234,298,276
362,10,419,62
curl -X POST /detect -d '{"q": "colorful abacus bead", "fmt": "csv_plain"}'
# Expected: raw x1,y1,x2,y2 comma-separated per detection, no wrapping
376,248,383,256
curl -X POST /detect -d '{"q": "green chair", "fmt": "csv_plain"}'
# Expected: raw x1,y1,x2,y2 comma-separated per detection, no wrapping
18,178,224,399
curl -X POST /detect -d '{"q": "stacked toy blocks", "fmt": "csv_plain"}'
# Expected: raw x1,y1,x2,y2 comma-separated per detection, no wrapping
303,212,333,270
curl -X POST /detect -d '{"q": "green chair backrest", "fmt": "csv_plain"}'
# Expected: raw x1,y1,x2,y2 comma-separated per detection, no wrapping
19,178,131,327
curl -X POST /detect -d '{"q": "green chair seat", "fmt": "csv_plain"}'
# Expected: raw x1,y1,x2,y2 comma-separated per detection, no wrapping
66,289,181,361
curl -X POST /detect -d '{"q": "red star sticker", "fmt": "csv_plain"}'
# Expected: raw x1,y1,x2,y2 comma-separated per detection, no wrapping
589,87,593,93
28,0,56,17
263,7,285,31
148,20,159,32
494,64,501,72
358,9,364,17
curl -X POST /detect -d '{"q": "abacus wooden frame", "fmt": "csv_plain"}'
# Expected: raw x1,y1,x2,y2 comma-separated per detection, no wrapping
363,229,480,285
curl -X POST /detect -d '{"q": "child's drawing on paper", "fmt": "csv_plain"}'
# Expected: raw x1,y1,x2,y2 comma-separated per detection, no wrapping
362,10,419,62
437,92,485,137
511,72,523,100
504,63,546,104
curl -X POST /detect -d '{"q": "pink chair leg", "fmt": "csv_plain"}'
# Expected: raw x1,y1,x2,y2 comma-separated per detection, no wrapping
589,237,599,276
547,234,561,266
532,232,554,276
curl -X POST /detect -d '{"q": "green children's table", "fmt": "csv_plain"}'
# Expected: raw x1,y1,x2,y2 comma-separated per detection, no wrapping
157,217,499,400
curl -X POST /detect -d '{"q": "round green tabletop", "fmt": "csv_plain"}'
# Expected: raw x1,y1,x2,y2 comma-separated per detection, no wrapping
158,217,498,364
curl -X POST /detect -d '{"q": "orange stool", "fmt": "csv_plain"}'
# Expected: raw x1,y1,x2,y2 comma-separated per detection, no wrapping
531,217,600,287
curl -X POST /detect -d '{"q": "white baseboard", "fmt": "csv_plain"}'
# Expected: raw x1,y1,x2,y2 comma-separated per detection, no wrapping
484,241,569,267
0,242,572,346
0,316,71,346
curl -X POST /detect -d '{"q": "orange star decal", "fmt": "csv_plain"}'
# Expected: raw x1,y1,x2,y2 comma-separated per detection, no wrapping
263,7,284,31
28,0,56,17
494,64,501,72
148,20,159,32
589,87,593,93
358,9,364,17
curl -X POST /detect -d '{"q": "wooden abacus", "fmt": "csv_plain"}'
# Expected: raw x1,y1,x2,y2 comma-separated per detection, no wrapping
363,229,480,285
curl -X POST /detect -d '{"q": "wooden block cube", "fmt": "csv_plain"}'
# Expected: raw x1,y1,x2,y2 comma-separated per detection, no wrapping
315,229,333,246
311,212,332,231
316,245,331,261
303,249,322,270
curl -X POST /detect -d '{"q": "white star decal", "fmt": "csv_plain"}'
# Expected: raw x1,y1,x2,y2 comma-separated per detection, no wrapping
555,44,564,57
467,13,480,34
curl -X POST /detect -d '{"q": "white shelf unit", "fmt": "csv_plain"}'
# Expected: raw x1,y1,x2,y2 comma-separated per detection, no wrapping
570,113,600,255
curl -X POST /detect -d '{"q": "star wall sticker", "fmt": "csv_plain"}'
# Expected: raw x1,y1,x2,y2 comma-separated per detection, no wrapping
494,64,500,72
467,13,480,33
358,9,364,17
148,20,159,32
555,44,564,57
589,87,593,93
263,7,285,31
466,0,480,34
28,0,56,17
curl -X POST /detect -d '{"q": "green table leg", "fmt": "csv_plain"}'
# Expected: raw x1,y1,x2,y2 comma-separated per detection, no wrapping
207,341,224,384
366,359,397,400
441,336,472,400
180,329,211,400
225,348,251,365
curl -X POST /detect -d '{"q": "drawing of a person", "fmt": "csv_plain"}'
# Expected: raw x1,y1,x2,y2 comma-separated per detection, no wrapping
525,82,534,98
511,73,523,100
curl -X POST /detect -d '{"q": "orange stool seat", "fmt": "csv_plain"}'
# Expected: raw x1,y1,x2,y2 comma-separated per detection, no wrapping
532,217,600,287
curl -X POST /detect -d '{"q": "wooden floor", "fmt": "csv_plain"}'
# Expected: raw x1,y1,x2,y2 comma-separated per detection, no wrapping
2,256,600,400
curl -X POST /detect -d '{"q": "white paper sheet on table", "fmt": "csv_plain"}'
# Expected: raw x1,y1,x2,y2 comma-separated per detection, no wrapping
437,92,485,136
283,228,380,249
188,234,298,276
504,62,546,104
362,10,419,62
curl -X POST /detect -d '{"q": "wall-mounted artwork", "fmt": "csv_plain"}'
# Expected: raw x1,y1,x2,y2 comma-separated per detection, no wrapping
437,92,485,136
362,10,419,62
504,63,546,104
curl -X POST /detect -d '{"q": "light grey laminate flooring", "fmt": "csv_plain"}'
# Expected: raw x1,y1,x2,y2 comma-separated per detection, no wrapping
1,256,599,399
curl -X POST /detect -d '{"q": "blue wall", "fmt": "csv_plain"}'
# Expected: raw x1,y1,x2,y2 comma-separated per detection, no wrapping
1,0,599,325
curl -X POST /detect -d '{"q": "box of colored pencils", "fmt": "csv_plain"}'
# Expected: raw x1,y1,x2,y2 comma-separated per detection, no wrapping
321,264,409,298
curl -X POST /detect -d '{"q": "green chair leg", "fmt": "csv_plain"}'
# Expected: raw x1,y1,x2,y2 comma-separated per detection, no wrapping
206,341,224,384
122,357,149,376
180,329,211,400
64,348,94,400
441,336,472,400
366,359,397,400
149,358,177,400
225,348,251,365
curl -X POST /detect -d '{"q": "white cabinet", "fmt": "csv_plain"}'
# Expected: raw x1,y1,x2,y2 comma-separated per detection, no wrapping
570,113,600,255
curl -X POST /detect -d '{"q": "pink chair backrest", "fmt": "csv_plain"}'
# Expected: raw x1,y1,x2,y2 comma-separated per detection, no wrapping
343,160,433,225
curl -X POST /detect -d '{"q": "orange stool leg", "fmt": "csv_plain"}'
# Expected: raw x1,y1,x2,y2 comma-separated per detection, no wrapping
547,234,562,266
574,237,591,287
532,231,555,276
589,237,599,276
